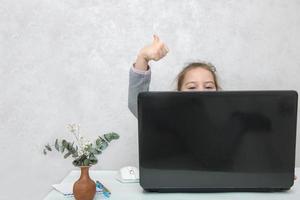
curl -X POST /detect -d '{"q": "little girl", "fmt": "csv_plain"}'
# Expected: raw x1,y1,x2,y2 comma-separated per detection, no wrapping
128,34,220,117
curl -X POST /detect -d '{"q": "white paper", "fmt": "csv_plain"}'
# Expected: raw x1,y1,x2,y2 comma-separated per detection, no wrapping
52,182,74,196
52,182,104,196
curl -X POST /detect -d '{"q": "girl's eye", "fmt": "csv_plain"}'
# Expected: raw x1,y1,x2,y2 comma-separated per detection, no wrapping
188,87,196,89
205,84,216,89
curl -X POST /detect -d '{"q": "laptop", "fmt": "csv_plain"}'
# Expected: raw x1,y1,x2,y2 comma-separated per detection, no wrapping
137,91,298,192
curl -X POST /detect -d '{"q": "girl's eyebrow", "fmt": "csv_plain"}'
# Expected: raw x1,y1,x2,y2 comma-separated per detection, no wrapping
185,81,215,85
204,81,215,84
184,81,197,85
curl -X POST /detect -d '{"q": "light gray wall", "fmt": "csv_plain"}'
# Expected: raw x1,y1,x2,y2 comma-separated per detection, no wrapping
0,0,299,199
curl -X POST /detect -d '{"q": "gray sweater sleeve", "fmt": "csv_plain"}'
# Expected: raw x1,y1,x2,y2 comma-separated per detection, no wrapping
128,66,151,118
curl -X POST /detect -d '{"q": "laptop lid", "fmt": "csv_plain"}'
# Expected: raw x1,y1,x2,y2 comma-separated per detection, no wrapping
137,91,298,191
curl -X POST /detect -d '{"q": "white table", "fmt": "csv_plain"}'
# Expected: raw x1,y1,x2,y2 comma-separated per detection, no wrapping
44,168,300,200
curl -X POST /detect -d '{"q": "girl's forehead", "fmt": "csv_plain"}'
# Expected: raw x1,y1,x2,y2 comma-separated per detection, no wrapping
183,68,215,83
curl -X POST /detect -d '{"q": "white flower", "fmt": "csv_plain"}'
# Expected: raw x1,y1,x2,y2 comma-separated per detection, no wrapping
66,124,77,133
67,124,92,157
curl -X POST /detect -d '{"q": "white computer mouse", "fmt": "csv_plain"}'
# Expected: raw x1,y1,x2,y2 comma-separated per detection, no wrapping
116,166,140,183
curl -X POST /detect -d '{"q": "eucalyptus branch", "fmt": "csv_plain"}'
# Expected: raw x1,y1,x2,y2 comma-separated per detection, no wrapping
43,124,120,167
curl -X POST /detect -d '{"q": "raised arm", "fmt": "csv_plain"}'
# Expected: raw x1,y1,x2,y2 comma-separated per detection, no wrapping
128,35,169,117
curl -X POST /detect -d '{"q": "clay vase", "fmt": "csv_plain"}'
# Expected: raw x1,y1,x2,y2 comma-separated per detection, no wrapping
73,166,96,200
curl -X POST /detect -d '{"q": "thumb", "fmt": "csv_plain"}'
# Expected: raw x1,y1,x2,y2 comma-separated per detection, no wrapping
153,34,159,43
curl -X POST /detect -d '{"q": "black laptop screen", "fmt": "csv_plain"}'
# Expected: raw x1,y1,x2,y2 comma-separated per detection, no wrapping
137,91,297,190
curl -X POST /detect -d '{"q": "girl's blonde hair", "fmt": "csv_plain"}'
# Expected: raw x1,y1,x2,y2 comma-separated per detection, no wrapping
176,62,221,91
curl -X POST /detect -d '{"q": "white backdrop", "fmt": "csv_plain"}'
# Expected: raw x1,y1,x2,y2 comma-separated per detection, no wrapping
0,0,299,199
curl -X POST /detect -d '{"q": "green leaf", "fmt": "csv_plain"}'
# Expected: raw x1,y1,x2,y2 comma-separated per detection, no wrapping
99,141,108,151
94,148,102,155
104,132,120,142
89,147,96,154
90,159,97,165
55,139,59,151
83,159,90,166
72,155,86,166
71,146,78,157
89,154,97,161
64,151,72,159
86,144,93,152
45,144,52,151
97,136,106,144
72,152,78,158
62,140,67,147
66,142,75,151
61,145,65,153
96,138,101,146
91,147,102,155
97,136,108,150
66,142,71,151
72,159,80,167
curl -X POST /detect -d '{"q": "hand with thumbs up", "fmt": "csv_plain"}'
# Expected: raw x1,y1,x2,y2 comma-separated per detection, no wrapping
134,34,169,71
